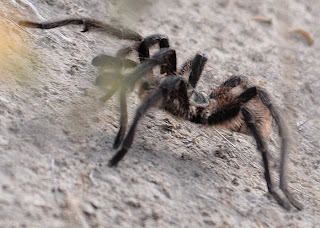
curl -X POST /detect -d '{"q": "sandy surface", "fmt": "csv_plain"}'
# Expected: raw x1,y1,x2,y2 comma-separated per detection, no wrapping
1,0,320,227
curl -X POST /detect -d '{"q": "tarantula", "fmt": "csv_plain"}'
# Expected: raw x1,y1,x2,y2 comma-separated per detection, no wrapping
19,18,302,211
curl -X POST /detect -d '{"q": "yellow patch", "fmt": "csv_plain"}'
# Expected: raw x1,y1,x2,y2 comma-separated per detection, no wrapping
0,13,36,81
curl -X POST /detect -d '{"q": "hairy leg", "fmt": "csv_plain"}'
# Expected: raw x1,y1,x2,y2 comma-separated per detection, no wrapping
258,89,303,210
159,47,177,75
113,88,128,149
124,48,176,90
177,53,208,105
19,18,142,41
116,35,173,75
188,53,208,88
111,48,176,148
137,34,173,75
221,75,243,88
109,76,184,166
179,53,207,88
137,34,169,62
242,107,292,210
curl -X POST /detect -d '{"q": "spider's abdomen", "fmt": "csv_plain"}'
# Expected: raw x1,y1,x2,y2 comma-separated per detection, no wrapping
218,98,272,137
208,86,272,138
242,97,272,137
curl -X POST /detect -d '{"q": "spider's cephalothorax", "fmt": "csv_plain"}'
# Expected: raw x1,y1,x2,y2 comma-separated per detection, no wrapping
19,18,302,211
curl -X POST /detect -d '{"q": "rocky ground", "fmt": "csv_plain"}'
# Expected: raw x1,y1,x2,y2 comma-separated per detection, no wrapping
1,0,320,227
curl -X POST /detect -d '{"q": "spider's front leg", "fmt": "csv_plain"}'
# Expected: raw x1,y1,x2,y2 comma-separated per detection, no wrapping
137,34,169,62
221,75,243,88
116,34,170,59
179,53,208,89
113,88,128,149
117,34,171,74
109,76,187,167
19,18,142,41
112,48,177,149
175,53,209,110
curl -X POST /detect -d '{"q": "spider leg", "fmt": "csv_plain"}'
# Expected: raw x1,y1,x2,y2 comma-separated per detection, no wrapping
242,107,292,210
221,75,242,88
19,18,142,41
189,53,208,88
258,89,303,210
137,34,169,62
112,48,176,148
207,87,257,124
138,34,174,74
209,76,245,100
109,89,163,166
159,47,176,75
124,48,176,90
109,76,184,167
113,88,128,149
177,53,208,105
163,76,190,119
178,53,207,88
116,35,173,74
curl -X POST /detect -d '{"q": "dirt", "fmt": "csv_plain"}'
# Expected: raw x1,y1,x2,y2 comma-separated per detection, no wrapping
1,0,320,227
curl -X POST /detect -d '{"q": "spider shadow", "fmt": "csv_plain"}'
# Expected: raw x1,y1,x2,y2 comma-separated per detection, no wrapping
95,113,267,209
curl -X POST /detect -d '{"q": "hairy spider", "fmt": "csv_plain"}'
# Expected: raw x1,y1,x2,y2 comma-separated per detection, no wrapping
19,18,302,211
99,49,302,211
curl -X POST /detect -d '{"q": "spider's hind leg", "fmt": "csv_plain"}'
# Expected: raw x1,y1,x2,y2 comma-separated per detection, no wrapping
258,89,303,210
242,107,292,210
